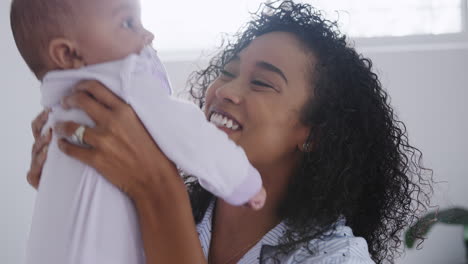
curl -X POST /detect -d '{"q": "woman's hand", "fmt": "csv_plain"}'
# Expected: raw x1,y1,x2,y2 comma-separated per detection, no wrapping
55,80,206,263
27,109,52,189
54,80,179,201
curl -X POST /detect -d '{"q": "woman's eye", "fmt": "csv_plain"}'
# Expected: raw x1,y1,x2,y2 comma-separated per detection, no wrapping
122,18,135,29
252,80,274,89
220,70,235,78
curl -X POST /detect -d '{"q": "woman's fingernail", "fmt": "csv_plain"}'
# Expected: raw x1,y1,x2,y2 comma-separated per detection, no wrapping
74,82,86,92
61,97,69,109
57,139,64,150
42,145,49,154
53,123,63,135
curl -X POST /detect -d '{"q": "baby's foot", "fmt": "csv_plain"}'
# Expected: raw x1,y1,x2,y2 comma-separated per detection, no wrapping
246,187,267,210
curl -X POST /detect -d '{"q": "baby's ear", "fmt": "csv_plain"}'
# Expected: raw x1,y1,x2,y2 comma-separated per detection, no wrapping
48,38,85,70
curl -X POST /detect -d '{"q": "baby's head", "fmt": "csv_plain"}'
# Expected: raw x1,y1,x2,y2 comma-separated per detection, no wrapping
10,0,154,80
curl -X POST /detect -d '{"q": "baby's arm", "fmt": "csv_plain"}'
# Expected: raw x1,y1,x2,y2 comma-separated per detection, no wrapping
125,66,265,207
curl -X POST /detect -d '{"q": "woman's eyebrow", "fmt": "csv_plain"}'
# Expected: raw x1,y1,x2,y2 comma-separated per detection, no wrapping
226,56,241,65
255,61,288,84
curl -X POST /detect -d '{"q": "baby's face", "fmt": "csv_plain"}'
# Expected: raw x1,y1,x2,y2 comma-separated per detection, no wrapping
72,0,153,65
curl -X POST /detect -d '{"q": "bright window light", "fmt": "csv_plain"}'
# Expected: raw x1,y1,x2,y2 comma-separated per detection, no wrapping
141,0,465,52
141,0,267,52
309,0,464,38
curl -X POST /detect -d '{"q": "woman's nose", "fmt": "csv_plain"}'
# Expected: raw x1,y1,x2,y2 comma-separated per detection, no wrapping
215,80,243,104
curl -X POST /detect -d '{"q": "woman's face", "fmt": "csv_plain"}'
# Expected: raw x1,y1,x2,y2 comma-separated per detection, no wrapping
204,31,314,174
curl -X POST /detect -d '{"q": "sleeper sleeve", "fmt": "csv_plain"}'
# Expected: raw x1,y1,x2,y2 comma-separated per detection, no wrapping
122,60,262,205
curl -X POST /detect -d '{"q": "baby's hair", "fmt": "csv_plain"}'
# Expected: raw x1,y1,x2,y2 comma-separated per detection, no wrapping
10,0,75,79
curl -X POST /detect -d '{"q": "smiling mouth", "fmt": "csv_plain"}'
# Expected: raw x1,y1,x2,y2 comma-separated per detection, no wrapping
209,111,242,131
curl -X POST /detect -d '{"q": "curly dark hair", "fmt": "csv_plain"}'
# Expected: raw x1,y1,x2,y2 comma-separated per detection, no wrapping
185,1,433,263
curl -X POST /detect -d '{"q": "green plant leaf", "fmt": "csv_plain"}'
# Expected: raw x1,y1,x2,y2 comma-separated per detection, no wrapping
464,225,468,240
405,207,468,249
465,225,468,260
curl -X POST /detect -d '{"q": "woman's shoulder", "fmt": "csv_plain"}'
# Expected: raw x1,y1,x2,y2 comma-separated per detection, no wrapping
262,222,375,264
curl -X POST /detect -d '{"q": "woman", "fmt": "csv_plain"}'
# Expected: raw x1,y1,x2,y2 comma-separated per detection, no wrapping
28,1,432,263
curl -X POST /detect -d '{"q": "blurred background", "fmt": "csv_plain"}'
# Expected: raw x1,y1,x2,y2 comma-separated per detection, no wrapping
1,0,467,263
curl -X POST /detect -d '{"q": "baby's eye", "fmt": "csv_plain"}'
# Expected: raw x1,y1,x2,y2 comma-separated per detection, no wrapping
122,18,135,29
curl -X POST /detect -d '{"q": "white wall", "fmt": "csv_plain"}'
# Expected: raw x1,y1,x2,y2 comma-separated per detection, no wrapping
1,0,467,263
365,47,468,264
1,1,41,263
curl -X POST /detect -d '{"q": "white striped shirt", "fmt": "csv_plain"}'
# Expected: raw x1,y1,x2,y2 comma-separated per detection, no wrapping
196,201,375,264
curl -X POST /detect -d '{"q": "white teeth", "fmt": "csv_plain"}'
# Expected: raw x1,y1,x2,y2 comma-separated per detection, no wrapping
209,112,240,131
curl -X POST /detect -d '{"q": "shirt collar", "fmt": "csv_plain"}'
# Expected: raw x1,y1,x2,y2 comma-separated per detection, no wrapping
196,199,289,263
196,200,366,264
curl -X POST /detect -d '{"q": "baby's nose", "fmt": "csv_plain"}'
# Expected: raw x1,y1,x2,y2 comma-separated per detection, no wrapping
143,30,155,45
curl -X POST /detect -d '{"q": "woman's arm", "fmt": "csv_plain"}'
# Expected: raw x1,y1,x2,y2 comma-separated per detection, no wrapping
51,80,206,263
134,170,205,264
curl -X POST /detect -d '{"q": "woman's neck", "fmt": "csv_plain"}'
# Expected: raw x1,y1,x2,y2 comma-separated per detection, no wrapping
208,164,294,264
213,162,294,234
215,198,280,237
208,199,280,264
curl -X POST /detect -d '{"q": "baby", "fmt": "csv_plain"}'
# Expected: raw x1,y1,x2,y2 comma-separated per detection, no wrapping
10,0,266,263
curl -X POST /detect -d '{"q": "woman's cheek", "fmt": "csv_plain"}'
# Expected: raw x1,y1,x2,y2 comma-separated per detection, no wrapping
203,85,216,111
256,126,296,162
238,130,271,163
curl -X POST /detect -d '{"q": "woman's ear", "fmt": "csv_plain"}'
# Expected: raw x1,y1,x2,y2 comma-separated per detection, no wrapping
298,141,312,152
296,125,312,152
48,38,85,70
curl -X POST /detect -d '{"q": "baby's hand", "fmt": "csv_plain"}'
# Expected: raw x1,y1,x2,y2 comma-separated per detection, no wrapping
246,187,267,210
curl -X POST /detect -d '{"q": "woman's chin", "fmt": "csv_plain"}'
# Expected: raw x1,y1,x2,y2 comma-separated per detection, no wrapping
216,126,242,144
